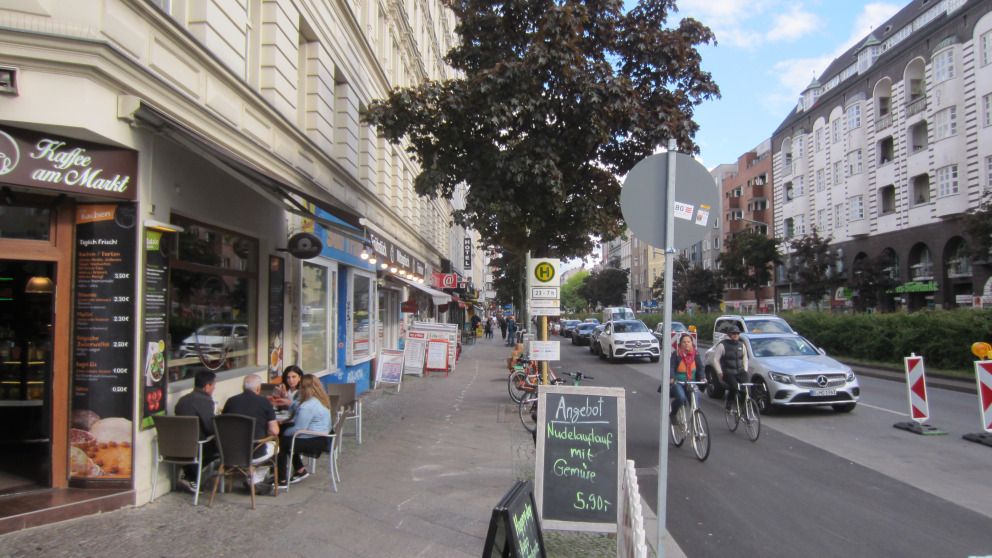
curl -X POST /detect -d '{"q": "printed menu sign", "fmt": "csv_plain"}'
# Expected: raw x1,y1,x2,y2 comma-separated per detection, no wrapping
70,204,137,482
267,256,285,381
535,385,626,533
140,229,169,430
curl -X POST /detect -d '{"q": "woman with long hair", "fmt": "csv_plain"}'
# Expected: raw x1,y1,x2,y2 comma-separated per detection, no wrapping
667,333,705,422
277,374,332,487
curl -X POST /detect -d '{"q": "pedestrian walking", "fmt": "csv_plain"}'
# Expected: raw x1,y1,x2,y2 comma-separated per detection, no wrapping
498,315,507,340
506,316,517,347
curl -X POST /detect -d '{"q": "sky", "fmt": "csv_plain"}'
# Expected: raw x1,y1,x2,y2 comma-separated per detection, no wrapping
672,0,904,169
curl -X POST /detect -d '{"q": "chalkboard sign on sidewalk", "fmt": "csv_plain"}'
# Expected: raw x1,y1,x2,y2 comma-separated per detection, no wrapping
482,480,546,558
535,385,626,533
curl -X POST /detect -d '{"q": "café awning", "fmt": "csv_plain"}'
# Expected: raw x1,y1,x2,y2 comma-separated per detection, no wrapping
396,276,450,306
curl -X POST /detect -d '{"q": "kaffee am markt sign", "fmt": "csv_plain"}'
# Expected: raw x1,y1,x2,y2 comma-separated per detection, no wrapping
0,124,137,200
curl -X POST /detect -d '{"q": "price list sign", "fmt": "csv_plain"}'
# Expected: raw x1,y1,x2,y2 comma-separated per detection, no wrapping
535,385,626,533
70,204,137,482
140,229,169,430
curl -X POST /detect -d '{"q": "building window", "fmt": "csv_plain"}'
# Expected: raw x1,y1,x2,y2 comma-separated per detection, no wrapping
986,155,992,189
832,119,841,143
833,161,843,185
795,214,806,236
879,184,896,214
846,104,861,130
983,32,992,67
847,150,863,176
301,261,336,373
835,203,845,228
794,176,804,197
167,217,258,381
796,136,804,158
937,164,959,197
984,94,992,127
933,49,954,83
814,129,822,151
348,271,375,364
816,169,825,192
784,217,794,238
849,196,864,220
934,106,957,140
817,209,827,230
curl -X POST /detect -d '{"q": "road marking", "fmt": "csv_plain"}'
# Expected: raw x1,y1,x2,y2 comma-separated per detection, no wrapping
858,402,906,416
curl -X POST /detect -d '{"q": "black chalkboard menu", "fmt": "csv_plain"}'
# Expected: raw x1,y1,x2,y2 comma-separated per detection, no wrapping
482,480,546,558
70,204,137,483
535,385,626,533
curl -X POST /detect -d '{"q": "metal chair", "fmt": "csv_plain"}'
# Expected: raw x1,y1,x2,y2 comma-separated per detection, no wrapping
325,382,362,445
209,414,278,509
151,415,213,506
284,423,338,493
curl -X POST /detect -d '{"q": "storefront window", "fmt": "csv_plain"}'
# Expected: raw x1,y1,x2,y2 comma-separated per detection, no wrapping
349,272,374,363
301,261,336,373
0,206,50,241
167,218,257,381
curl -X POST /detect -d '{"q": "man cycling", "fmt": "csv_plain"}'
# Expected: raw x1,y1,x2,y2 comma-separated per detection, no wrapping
710,325,749,410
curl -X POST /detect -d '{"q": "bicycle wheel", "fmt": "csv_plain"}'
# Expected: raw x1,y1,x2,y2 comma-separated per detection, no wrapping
690,410,710,462
725,403,739,432
519,397,538,433
745,399,761,442
670,406,687,447
508,370,532,403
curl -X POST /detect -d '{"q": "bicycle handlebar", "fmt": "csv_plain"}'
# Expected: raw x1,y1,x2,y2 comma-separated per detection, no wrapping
561,371,594,381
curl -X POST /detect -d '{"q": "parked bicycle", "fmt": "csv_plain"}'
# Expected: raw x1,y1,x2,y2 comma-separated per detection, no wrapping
507,358,558,403
518,371,593,435
725,382,761,442
670,381,710,461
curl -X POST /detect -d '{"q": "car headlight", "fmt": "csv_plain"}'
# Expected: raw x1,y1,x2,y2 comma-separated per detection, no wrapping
768,371,794,384
845,368,856,382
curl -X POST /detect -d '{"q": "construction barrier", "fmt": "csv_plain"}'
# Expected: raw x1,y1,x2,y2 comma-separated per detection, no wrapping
894,353,946,435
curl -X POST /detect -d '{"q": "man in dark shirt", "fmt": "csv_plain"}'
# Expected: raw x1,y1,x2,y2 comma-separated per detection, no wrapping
222,374,278,488
174,370,218,492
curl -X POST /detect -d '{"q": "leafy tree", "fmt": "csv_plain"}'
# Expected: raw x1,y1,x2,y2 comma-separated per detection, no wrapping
848,253,899,312
962,191,992,261
561,270,590,312
684,266,724,312
718,232,780,294
651,254,690,311
579,267,629,308
789,227,844,310
365,0,719,273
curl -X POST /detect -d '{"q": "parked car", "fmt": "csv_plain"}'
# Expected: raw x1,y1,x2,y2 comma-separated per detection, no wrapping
584,318,600,325
597,320,661,363
560,319,581,338
589,325,606,355
712,314,796,345
178,323,249,366
652,321,690,341
703,332,860,414
571,322,597,346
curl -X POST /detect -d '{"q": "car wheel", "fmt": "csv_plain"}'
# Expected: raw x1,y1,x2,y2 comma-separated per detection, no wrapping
589,343,595,354
832,403,857,413
598,344,606,359
608,347,618,363
754,378,775,415
705,367,725,399
650,356,660,363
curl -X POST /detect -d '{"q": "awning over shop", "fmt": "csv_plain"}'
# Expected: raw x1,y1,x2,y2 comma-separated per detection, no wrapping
396,276,450,306
120,96,364,241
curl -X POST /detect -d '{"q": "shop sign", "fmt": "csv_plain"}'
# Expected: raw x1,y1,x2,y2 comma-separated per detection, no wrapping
433,272,457,289
401,299,419,313
464,237,472,269
0,124,137,200
888,281,939,294
287,232,322,259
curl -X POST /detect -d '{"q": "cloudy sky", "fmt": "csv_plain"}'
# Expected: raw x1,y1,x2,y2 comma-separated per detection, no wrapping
672,0,903,169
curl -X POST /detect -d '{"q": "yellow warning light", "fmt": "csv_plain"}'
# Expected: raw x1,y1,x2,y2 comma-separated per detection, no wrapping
688,325,696,333
971,342,991,359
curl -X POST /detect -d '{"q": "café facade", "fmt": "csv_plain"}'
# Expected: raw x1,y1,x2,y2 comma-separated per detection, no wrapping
0,0,463,532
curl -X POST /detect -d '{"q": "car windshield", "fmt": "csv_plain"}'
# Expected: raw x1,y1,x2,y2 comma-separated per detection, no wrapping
746,319,794,333
577,324,595,332
613,321,649,333
671,322,687,332
749,336,820,357
197,324,232,336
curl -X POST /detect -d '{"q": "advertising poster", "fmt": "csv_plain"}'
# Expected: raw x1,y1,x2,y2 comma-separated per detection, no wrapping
140,229,169,430
70,204,137,483
374,348,405,390
268,256,285,381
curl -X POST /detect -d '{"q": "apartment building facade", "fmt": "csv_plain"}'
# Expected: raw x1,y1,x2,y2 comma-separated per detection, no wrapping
772,0,992,311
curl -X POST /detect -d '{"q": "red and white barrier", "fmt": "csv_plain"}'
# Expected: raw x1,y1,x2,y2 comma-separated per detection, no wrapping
974,361,992,434
904,354,929,423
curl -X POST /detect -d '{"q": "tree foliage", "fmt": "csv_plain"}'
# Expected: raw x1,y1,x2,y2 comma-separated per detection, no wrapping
717,232,780,293
364,0,719,272
578,267,629,308
962,191,992,261
651,255,724,312
848,253,899,312
561,270,590,312
651,254,690,311
789,227,844,310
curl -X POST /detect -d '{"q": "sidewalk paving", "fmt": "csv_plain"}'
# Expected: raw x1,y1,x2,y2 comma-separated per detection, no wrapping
0,336,683,558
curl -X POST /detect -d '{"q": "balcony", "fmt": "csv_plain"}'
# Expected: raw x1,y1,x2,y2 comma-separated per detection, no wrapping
751,183,767,198
726,196,741,209
947,259,971,278
906,97,927,118
910,262,933,280
875,113,893,132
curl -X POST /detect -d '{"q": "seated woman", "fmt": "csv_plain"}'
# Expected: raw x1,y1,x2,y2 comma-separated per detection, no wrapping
276,374,332,487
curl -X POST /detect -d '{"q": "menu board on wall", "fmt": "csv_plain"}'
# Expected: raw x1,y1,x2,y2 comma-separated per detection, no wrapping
139,229,169,430
535,385,626,533
268,256,285,382
70,204,137,483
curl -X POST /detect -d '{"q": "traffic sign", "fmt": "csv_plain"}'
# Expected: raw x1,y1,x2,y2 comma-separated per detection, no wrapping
531,286,559,299
530,307,560,316
528,259,560,287
530,299,559,308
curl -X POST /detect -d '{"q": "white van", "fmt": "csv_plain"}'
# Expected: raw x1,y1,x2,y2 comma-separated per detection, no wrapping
602,306,636,324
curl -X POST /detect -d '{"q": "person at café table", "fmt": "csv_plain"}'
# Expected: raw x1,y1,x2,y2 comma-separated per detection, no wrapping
174,370,218,493
222,373,279,493
276,374,332,488
269,365,303,417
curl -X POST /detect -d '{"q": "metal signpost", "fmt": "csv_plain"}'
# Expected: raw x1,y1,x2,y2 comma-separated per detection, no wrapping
620,140,718,557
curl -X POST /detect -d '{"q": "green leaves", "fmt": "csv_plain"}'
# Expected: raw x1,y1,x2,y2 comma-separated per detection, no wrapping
365,0,719,275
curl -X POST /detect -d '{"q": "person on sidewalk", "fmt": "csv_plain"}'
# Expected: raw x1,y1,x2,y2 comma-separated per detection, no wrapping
484,318,493,339
498,315,507,341
277,374,332,488
506,316,517,347
173,370,218,493
222,374,279,494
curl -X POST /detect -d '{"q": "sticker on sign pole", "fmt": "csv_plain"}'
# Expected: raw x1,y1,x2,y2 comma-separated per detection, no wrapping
673,201,694,221
695,205,710,226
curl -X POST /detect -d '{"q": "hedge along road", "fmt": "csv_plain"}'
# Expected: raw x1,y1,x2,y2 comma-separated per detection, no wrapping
554,339,992,557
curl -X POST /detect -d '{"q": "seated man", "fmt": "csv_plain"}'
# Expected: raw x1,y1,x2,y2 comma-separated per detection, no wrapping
174,370,219,493
222,373,279,493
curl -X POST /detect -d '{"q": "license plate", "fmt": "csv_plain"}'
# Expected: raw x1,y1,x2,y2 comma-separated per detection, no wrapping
810,389,837,397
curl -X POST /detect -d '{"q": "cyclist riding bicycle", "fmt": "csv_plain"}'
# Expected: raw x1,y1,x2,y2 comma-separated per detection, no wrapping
710,325,749,410
663,333,705,423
